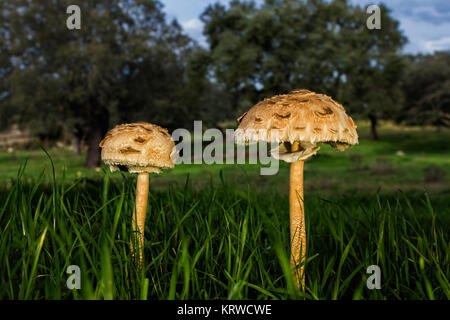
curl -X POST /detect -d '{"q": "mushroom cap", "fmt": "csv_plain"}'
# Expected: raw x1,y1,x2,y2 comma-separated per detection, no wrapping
235,89,358,150
99,122,176,174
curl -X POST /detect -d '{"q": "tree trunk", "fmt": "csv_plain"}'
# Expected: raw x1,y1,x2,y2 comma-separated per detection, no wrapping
73,135,81,156
369,114,378,141
84,126,103,168
84,105,109,168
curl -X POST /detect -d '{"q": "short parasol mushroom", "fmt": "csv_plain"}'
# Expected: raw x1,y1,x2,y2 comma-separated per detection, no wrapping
99,122,176,267
235,89,358,290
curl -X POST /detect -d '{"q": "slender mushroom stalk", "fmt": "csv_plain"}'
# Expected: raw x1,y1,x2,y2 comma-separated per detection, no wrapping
235,89,358,294
99,122,176,270
132,172,149,266
289,141,306,290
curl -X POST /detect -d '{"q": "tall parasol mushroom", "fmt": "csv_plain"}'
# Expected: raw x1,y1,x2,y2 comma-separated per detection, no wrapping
235,89,358,290
99,122,176,267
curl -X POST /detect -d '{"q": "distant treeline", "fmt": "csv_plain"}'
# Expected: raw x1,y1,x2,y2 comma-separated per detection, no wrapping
0,0,449,167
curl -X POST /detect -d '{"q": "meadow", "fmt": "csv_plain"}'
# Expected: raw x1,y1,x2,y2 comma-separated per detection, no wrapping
0,122,449,299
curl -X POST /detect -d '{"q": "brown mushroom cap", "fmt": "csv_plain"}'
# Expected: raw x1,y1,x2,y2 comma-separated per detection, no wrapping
234,89,358,162
99,122,176,173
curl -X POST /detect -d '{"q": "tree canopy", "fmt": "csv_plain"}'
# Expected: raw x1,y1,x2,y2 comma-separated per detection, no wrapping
401,52,450,128
201,0,406,139
0,0,445,167
1,0,196,166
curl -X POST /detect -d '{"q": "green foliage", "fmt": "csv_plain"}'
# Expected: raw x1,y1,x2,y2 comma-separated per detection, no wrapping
0,164,448,299
0,125,449,299
1,0,196,164
201,0,406,126
1,122,449,194
401,52,450,128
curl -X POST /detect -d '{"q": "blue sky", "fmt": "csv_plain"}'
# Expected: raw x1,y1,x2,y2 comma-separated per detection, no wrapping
161,0,450,53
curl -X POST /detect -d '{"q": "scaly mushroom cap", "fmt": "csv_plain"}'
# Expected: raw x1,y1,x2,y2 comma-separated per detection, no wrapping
235,89,358,162
99,122,176,173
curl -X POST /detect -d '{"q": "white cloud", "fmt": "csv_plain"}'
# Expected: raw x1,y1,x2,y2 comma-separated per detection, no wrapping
182,18,204,32
400,15,450,53
422,37,450,52
411,5,450,24
352,0,450,53
181,18,207,47
352,0,450,22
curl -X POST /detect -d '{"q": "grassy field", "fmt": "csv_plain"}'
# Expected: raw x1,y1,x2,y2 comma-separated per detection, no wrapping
0,122,449,299
1,122,449,195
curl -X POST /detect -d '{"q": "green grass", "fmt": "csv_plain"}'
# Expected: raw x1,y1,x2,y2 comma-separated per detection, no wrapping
0,122,449,299
0,166,448,299
1,122,449,196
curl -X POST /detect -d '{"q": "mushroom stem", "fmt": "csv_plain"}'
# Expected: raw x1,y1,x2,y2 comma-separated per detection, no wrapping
132,172,149,268
289,141,306,291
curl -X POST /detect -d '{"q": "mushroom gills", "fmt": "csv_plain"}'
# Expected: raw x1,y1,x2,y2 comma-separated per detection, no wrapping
129,166,162,174
327,141,352,151
109,165,162,174
109,165,130,172
271,141,320,163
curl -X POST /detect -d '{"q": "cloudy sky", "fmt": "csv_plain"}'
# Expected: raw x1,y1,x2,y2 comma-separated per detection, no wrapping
162,0,450,54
